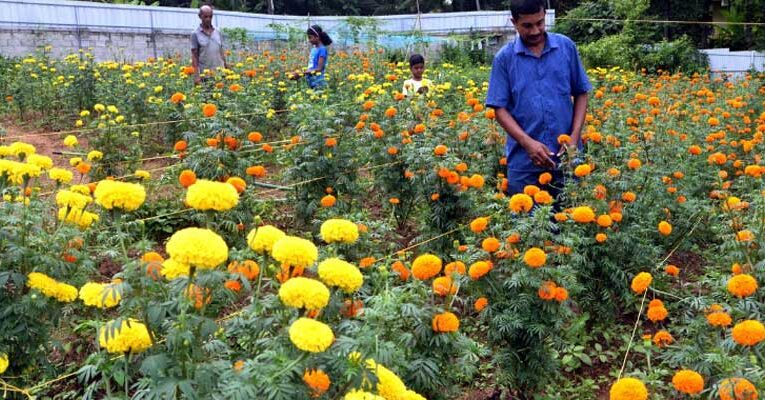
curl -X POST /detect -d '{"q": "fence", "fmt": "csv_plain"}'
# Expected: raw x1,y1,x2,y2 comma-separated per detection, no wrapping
701,48,765,76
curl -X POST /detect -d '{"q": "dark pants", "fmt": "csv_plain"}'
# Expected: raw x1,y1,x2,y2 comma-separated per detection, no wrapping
507,169,568,212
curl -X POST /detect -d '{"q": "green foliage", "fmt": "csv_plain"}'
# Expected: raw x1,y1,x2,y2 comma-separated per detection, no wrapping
222,28,251,50
554,0,622,44
635,36,709,74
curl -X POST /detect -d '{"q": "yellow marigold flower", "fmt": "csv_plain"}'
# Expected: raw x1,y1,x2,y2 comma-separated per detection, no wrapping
272,236,319,268
0,146,9,157
48,168,73,184
55,190,92,209
432,311,460,333
727,274,758,298
94,103,105,112
58,207,99,229
320,219,359,244
317,258,363,293
9,142,36,157
366,359,408,399
26,272,78,302
134,170,151,180
718,377,758,400
303,369,331,397
27,154,53,169
160,258,191,280
508,193,533,213
278,277,330,310
70,184,90,195
344,390,385,400
732,320,765,346
523,247,546,268
609,377,648,400
411,254,442,280
246,225,286,254
86,150,103,161
185,179,239,212
572,206,596,223
98,318,152,354
672,370,704,395
79,282,121,308
63,135,79,147
69,157,82,167
106,105,118,114
631,272,653,294
94,180,146,211
166,228,228,269
0,353,8,374
288,317,334,352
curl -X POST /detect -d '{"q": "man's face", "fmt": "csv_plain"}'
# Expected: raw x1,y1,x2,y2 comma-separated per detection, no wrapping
512,8,546,47
410,63,424,79
199,7,213,28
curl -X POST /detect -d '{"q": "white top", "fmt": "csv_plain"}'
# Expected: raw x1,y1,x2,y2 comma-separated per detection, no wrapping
402,78,433,96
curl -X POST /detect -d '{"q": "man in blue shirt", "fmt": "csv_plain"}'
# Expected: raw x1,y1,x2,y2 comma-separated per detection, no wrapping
486,0,591,198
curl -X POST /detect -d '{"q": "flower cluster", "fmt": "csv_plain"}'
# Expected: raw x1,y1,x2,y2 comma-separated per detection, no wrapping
317,258,364,293
98,319,153,354
288,318,334,353
272,236,319,268
319,219,360,244
166,227,228,269
79,282,121,308
26,272,77,302
185,179,239,211
93,180,146,211
278,277,330,310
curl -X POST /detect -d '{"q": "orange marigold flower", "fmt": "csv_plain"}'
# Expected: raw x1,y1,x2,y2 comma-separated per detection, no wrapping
622,192,637,202
226,177,246,193
433,144,448,156
433,276,456,296
474,297,488,312
595,233,608,243
736,230,754,242
468,260,492,280
76,162,91,174
732,320,765,346
482,237,501,253
653,330,674,347
246,165,266,178
444,261,466,276
647,303,668,322
432,311,459,333
718,378,758,400
538,281,557,301
571,206,595,223
303,369,331,397
558,134,572,145
320,194,336,208
538,172,552,185
179,169,197,188
554,287,568,302
358,257,376,269
170,92,186,104
389,197,400,205
470,217,489,233
727,274,758,298
411,254,442,280
609,377,648,400
672,370,704,395
596,214,613,228
174,140,187,152
658,221,672,236
247,131,263,142
664,264,680,277
413,124,426,134
534,190,553,204
509,193,534,213
385,107,397,118
631,272,653,294
523,247,546,268
228,260,260,280
707,311,732,327
224,279,242,292
524,185,540,196
688,145,702,155
574,164,592,177
202,103,217,117
391,261,410,281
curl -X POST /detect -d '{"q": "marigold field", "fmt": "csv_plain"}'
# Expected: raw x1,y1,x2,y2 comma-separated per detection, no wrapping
0,48,764,399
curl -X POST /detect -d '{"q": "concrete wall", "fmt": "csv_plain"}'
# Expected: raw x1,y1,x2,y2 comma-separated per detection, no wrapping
0,27,190,61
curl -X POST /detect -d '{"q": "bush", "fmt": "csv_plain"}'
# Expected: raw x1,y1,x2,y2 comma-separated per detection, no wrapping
553,0,622,44
636,36,709,74
579,34,636,70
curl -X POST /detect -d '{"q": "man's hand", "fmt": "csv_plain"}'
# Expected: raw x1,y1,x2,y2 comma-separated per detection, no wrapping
523,139,556,169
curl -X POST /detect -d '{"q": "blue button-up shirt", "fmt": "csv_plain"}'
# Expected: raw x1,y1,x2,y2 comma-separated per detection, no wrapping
486,32,592,173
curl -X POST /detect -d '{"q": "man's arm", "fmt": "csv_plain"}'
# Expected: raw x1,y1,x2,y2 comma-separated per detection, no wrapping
495,107,555,168
191,48,201,84
569,92,588,146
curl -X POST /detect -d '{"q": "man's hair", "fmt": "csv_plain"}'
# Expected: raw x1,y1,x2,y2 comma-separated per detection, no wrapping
510,0,545,20
409,53,425,67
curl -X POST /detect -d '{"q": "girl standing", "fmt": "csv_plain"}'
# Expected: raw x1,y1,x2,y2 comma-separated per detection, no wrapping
303,25,332,89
